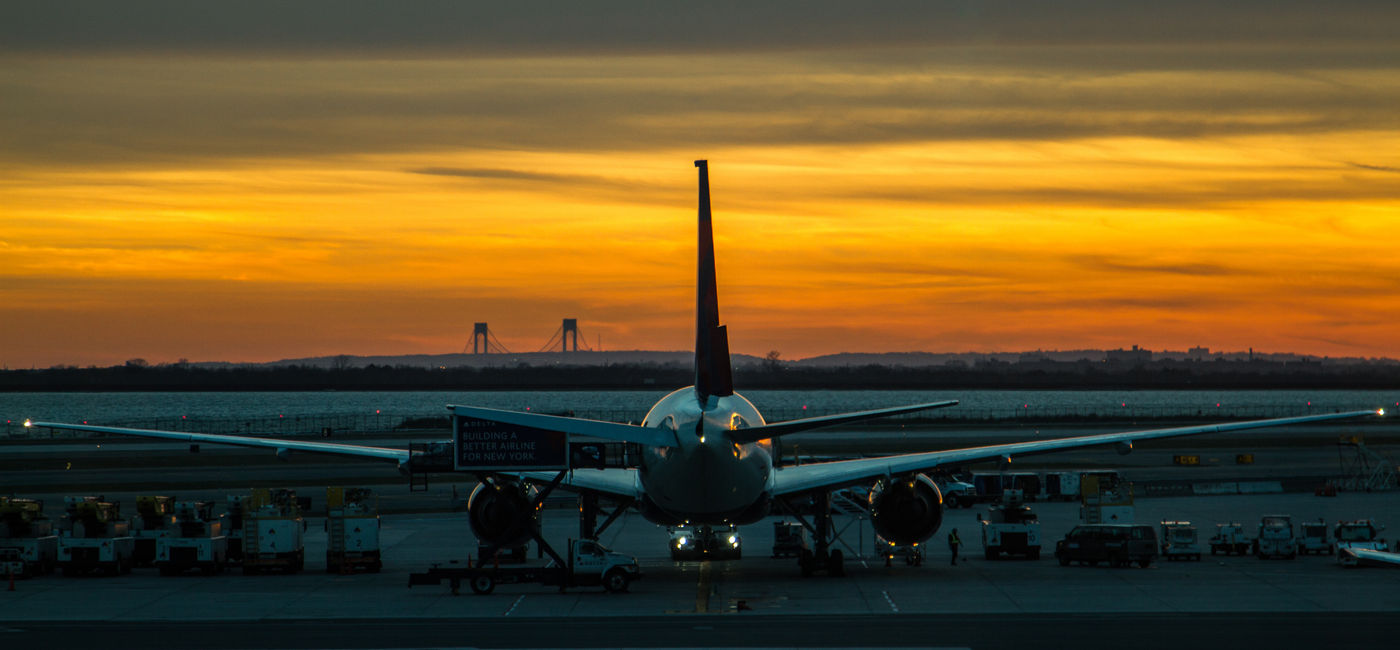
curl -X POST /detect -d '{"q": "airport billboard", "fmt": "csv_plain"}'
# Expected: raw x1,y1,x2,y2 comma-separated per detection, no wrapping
452,410,569,471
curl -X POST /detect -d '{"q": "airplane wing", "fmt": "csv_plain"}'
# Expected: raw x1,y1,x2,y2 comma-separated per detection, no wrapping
769,409,1383,496
449,404,677,447
518,468,641,499
729,400,959,443
26,419,644,500
1342,548,1400,568
24,422,411,463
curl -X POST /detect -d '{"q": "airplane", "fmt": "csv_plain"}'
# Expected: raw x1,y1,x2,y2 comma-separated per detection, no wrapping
29,160,1384,575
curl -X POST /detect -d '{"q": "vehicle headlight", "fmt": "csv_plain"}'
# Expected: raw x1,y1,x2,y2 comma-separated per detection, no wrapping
677,536,687,546
728,535,737,544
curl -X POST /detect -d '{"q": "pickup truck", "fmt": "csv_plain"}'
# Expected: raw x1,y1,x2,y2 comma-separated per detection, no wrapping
409,538,641,595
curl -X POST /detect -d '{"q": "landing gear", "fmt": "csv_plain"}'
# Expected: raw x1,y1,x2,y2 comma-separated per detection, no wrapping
783,491,847,577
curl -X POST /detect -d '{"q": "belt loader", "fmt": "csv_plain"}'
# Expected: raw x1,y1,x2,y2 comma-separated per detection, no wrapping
325,487,381,573
0,497,57,578
156,501,227,576
242,488,304,574
56,496,135,576
131,495,176,566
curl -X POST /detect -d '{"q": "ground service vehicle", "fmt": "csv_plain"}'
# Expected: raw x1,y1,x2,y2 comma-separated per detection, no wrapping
1209,523,1251,555
0,497,57,577
221,495,248,563
771,522,806,559
130,495,175,566
1296,520,1333,555
1254,515,1296,559
242,489,304,574
326,487,381,573
669,524,741,560
939,479,977,508
56,497,135,576
156,501,226,575
1335,520,1388,566
1055,524,1157,568
980,491,1041,560
876,533,923,566
1159,521,1201,561
409,538,641,595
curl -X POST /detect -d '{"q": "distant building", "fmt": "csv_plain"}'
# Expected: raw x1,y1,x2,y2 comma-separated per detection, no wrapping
1105,345,1152,364
1187,346,1210,361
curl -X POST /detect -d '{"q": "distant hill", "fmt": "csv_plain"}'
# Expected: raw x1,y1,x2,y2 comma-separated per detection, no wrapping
245,350,767,369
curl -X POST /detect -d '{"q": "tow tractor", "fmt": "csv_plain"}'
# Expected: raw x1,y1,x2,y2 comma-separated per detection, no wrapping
979,490,1042,560
1159,520,1201,561
1253,514,1296,559
876,533,923,566
669,524,742,560
1335,519,1388,566
409,538,641,595
1209,523,1251,555
1296,519,1333,555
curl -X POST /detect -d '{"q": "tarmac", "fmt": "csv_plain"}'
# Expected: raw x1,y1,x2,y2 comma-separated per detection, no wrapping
3,426,1399,648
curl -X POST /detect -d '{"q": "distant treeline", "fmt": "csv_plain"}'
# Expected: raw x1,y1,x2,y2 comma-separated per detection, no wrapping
3,358,1400,391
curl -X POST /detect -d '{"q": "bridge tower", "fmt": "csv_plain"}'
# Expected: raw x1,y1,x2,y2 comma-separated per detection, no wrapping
562,318,579,352
472,323,490,354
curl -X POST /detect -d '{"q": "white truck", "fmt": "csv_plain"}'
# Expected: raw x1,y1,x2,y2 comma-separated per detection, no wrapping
1334,520,1388,567
1209,523,1251,555
1159,521,1201,561
0,497,58,578
156,501,227,576
979,490,1042,560
242,488,305,574
130,495,176,567
56,497,135,576
1253,514,1296,560
409,538,642,595
1296,520,1333,555
940,479,978,509
326,487,381,573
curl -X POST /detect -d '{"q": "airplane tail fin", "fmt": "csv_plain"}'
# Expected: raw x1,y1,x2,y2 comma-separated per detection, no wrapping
694,160,734,404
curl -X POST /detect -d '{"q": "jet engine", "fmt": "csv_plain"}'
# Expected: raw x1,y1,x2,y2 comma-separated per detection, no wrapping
867,473,944,546
466,480,541,548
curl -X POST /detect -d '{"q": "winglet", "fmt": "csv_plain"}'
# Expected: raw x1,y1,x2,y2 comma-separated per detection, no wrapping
694,160,734,404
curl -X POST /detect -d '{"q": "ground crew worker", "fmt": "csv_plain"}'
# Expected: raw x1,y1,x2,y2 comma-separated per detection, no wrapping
948,528,961,565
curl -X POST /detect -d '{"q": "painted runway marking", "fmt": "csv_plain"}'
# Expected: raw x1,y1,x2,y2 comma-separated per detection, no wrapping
882,590,899,613
696,561,713,613
503,595,525,616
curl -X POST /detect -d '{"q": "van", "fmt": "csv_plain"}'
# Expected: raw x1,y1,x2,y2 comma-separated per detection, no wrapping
1054,524,1157,568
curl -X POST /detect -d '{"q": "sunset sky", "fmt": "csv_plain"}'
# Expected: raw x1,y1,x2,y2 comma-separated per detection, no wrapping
3,2,1399,368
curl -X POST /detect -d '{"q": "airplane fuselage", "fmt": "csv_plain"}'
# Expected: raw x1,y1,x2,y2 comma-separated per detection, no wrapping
636,388,773,525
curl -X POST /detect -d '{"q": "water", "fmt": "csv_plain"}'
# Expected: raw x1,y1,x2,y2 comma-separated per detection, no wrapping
4,389,1396,426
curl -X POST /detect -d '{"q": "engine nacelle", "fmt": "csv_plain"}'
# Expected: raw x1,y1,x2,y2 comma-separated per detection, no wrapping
466,480,541,548
868,473,944,546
